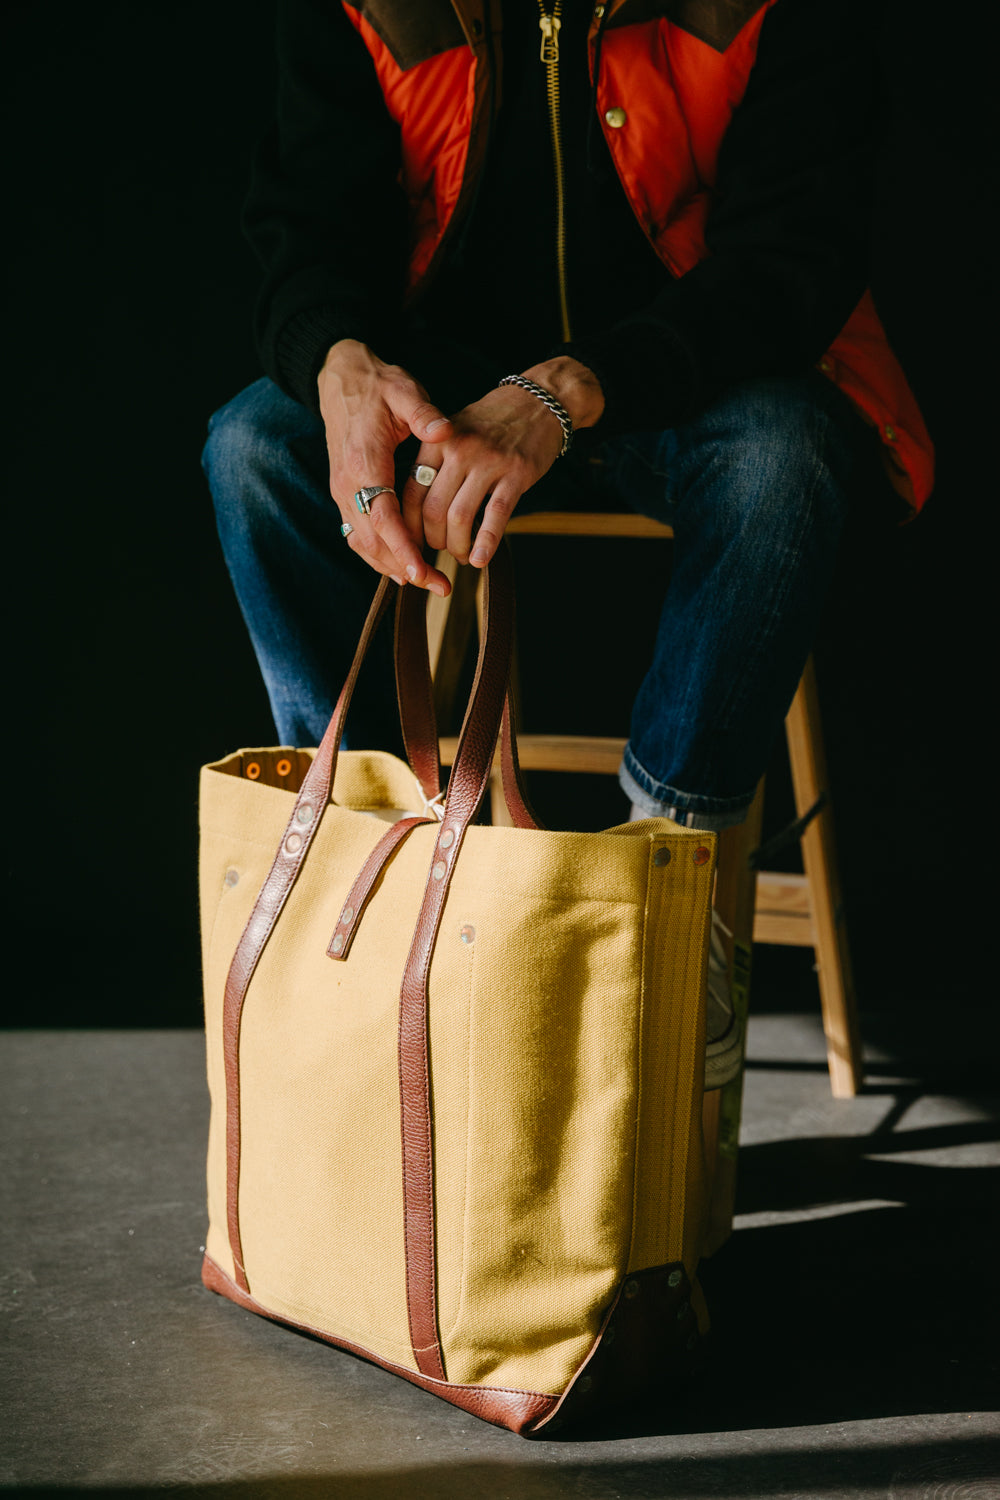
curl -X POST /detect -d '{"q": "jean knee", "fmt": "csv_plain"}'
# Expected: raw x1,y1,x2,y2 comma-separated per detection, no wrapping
695,377,853,547
202,377,323,532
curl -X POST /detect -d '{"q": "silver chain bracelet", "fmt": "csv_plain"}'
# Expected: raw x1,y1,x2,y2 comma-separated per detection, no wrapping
498,374,574,457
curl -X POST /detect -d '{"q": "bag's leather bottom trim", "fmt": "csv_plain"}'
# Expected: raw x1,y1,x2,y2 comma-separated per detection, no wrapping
200,1254,557,1434
201,1254,702,1436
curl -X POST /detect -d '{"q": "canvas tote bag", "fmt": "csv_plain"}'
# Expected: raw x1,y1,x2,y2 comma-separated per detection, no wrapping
199,547,718,1435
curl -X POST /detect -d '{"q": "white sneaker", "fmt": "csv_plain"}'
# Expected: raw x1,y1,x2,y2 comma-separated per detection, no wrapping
704,910,744,1091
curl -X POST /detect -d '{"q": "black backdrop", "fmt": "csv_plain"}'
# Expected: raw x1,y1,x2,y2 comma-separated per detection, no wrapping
6,2,993,1052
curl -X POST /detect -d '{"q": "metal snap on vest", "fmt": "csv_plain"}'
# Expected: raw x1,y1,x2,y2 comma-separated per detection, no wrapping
432,861,446,881
285,832,302,854
653,847,671,867
668,1268,683,1289
296,803,313,824
440,828,455,849
624,1278,640,1299
605,106,627,128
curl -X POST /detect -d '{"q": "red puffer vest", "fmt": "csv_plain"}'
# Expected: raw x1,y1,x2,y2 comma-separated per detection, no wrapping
343,0,933,512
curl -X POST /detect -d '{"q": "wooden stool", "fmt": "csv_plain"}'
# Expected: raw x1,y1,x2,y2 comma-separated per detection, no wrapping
427,512,863,1247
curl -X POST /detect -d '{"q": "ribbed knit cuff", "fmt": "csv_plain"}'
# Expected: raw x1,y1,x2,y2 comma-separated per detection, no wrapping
274,306,375,415
556,319,700,438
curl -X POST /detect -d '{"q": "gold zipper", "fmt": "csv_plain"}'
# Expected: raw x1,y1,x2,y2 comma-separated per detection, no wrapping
536,2,572,341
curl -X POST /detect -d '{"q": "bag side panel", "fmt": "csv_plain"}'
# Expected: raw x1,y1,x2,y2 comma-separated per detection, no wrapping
628,831,715,1276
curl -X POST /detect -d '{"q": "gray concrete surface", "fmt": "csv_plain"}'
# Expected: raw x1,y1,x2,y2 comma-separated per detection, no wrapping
3,1017,998,1498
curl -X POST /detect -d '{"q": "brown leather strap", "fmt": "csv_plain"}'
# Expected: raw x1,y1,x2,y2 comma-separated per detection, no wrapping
397,548,517,1379
499,692,541,830
327,815,433,962
223,577,396,1291
394,581,441,805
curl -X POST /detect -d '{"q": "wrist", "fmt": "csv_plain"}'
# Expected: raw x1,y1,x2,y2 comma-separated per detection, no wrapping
520,356,605,431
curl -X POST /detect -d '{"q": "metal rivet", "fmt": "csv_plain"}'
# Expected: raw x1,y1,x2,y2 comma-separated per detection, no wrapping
341,905,354,926
432,861,446,881
331,933,344,954
667,1269,683,1289
224,868,239,887
686,1332,698,1350
276,758,292,777
440,828,455,849
246,761,261,780
577,1375,593,1394
594,3,605,14
285,832,302,854
605,106,627,128
603,1324,616,1345
653,847,671,867
296,803,313,824
677,1300,690,1320
460,924,476,945
693,846,711,866
624,1278,640,1299
884,424,896,441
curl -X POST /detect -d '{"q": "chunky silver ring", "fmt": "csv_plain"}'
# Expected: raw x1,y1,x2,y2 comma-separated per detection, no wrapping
355,485,395,515
340,522,354,538
409,464,439,487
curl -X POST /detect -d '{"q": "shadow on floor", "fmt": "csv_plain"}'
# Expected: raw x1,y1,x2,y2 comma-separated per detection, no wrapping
5,1434,1000,1498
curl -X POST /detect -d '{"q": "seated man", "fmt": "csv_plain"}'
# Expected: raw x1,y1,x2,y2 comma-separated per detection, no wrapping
202,0,933,1086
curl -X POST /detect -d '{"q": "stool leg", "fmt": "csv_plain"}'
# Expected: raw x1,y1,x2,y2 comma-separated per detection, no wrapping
702,781,764,1256
785,656,863,1098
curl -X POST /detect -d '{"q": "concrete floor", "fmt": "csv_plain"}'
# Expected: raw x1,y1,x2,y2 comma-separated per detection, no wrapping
3,1010,998,1499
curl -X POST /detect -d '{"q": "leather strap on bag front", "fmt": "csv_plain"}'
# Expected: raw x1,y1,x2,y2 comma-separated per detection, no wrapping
395,547,518,1379
222,554,521,1386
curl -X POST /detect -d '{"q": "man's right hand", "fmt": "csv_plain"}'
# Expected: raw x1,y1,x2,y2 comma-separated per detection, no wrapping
317,339,453,595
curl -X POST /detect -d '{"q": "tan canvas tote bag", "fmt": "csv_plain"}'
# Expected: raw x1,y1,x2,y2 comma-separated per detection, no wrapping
199,548,717,1435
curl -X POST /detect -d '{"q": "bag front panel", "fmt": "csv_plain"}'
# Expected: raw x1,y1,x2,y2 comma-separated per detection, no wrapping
201,753,716,1399
431,828,649,1390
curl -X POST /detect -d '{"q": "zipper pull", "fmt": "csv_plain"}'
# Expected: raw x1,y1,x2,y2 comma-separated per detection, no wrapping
538,12,561,64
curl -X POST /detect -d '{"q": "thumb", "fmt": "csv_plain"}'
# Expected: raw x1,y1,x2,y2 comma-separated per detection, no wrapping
383,379,452,443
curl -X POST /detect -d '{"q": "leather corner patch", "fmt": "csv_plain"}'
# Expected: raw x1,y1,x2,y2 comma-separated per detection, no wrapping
347,0,466,70
609,0,770,53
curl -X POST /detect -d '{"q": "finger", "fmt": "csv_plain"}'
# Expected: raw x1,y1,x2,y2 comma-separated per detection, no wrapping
368,491,451,596
400,448,442,537
420,464,463,554
468,485,521,568
445,477,496,565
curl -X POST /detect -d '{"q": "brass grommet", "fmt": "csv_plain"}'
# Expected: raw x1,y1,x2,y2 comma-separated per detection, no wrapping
276,758,292,777
246,761,261,780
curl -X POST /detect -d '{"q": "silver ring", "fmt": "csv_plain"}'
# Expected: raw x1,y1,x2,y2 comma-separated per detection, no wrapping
355,485,394,515
340,522,354,538
409,464,439,488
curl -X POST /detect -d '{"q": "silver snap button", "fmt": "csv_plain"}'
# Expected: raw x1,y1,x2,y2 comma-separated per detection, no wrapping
432,861,446,881
653,847,671,867
296,803,313,824
667,1268,683,1288
624,1278,640,1299
285,832,302,854
224,868,239,887
341,905,354,925
331,933,344,954
460,924,476,945
440,828,455,849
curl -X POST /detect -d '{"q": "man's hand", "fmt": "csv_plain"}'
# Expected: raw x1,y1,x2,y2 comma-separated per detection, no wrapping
399,356,605,568
317,339,453,594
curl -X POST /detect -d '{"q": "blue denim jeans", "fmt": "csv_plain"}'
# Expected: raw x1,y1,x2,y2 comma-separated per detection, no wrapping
203,369,878,830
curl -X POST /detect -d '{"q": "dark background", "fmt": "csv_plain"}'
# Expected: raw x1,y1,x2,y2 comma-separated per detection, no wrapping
6,2,993,1065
